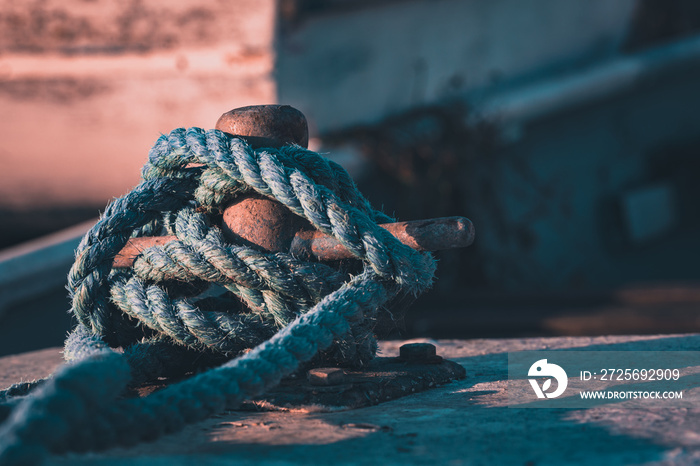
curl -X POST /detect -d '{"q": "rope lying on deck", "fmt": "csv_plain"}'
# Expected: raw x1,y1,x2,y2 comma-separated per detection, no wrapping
0,128,436,465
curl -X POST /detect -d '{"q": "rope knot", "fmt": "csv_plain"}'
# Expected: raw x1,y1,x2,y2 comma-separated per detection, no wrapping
68,128,435,366
0,126,437,465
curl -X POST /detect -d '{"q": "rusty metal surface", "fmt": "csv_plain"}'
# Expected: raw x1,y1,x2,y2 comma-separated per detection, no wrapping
307,367,347,386
131,344,465,412
221,195,312,253
113,211,475,267
215,104,309,149
112,235,177,268
122,344,465,414
112,104,474,268
240,356,466,411
290,215,474,261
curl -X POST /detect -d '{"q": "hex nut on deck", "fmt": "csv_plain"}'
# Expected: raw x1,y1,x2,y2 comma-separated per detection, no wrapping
307,368,346,386
399,343,441,363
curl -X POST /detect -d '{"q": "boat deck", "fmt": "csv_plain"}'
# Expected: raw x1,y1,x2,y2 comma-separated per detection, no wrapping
3,334,698,465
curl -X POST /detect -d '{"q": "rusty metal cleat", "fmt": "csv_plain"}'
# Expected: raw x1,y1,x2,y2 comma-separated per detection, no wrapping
114,105,469,410
113,105,475,268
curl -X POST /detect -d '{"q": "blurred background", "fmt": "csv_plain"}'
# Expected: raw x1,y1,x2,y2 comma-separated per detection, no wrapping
1,0,700,355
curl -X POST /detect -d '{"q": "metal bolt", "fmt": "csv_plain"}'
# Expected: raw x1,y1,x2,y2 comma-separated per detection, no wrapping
307,367,346,386
399,343,437,362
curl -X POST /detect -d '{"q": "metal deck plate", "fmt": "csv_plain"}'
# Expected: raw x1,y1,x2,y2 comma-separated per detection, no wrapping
241,356,466,411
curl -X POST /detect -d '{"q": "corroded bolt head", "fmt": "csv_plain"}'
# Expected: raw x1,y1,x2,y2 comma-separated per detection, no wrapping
399,343,437,362
307,367,346,386
215,104,309,149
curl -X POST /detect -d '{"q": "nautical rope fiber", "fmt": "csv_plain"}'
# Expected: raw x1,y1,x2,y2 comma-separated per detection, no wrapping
0,128,436,465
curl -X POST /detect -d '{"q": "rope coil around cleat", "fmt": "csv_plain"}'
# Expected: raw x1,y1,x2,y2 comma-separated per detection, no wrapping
0,127,436,465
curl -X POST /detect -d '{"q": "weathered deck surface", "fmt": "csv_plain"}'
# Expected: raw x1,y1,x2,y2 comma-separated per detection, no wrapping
2,334,699,465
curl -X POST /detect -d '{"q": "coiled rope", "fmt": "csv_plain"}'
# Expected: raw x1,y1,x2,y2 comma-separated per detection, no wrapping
0,128,436,465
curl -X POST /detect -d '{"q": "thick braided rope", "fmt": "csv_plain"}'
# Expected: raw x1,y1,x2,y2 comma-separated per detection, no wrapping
0,129,436,465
